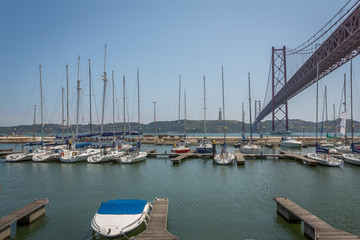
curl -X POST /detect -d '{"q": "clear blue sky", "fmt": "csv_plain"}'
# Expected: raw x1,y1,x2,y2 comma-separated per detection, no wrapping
1,0,359,127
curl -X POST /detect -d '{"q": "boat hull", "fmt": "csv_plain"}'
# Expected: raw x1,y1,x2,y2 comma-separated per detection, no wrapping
307,153,343,167
342,153,360,166
91,199,150,238
119,152,147,164
214,152,235,165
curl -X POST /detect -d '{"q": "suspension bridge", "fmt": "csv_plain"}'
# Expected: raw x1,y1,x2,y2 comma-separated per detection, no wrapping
253,0,360,133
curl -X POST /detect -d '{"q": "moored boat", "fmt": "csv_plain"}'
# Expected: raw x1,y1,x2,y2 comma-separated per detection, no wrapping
91,199,151,238
171,140,191,153
280,137,302,148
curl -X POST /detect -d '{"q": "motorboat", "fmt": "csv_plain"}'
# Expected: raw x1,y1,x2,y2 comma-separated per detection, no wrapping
334,145,352,153
214,144,235,165
171,140,191,153
91,199,151,238
280,137,302,148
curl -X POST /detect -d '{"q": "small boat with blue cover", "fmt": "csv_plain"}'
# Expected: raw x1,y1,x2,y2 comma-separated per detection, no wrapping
91,199,151,238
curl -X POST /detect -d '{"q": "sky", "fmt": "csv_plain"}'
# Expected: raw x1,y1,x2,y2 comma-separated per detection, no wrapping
1,0,360,127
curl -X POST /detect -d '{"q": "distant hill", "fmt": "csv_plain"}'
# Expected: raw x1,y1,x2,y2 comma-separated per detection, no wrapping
1,119,358,135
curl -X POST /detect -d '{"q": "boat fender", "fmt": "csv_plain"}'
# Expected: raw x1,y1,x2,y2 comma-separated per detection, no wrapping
72,151,76,156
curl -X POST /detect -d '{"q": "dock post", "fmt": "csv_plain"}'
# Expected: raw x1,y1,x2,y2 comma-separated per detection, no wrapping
275,201,301,223
0,226,10,240
17,205,46,225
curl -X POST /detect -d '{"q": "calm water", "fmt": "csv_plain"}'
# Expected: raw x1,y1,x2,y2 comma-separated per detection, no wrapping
0,143,359,240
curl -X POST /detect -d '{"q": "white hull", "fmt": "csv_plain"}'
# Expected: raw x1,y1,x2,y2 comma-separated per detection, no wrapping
307,153,343,167
91,200,150,238
6,149,41,162
119,152,147,164
280,140,302,148
342,153,360,166
60,149,100,163
214,151,235,165
335,145,352,154
32,152,58,162
87,148,123,163
240,144,261,154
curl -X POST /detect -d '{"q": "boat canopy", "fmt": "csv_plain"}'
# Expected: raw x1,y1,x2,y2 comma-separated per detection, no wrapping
316,144,329,154
75,142,92,148
97,199,148,215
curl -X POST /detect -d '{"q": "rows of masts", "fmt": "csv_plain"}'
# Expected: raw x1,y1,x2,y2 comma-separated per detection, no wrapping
52,44,142,143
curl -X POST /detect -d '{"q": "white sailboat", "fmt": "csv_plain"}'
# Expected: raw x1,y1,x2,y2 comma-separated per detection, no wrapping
118,70,147,164
6,148,41,162
342,60,360,166
240,72,261,154
306,62,343,167
195,75,213,154
280,137,302,148
214,66,234,165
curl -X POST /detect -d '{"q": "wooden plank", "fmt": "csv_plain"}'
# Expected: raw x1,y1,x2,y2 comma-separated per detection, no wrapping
0,199,49,232
234,150,245,165
273,196,359,240
136,198,177,240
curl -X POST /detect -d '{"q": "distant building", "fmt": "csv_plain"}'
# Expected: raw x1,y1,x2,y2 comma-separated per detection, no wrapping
218,108,222,121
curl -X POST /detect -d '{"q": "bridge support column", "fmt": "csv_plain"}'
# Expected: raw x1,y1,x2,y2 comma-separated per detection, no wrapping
272,46,289,133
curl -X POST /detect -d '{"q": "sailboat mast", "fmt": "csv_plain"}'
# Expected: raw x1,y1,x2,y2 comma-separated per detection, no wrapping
178,74,181,121
333,103,336,138
33,105,36,138
222,66,226,143
62,87,65,140
76,56,80,140
222,66,225,121
344,73,347,140
248,72,252,142
350,60,353,145
137,69,140,141
242,102,245,138
203,75,207,138
316,63,319,145
325,85,328,135
88,59,92,134
66,65,69,138
123,75,126,134
101,44,108,135
112,70,115,142
39,65,44,146
184,90,187,137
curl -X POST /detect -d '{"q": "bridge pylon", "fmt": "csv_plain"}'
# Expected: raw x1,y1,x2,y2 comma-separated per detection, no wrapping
272,46,288,133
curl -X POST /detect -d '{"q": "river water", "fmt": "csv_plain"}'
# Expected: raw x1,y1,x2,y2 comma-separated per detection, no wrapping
0,143,359,240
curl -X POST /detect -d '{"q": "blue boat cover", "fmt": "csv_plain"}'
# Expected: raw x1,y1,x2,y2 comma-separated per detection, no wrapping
97,199,148,215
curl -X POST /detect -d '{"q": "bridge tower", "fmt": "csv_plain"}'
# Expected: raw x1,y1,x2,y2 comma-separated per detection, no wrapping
272,46,288,133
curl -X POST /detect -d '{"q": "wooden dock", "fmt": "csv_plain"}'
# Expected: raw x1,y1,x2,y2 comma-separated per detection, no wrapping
273,196,359,240
136,198,177,240
279,150,318,166
0,199,50,240
234,150,245,165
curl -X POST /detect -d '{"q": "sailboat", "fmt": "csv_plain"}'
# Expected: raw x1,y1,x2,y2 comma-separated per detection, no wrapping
118,70,147,164
240,72,261,154
214,66,235,165
342,61,360,166
60,56,100,163
306,63,343,167
195,75,213,154
7,66,44,162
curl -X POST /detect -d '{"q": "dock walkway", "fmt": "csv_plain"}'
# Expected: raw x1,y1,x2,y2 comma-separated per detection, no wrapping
273,196,359,239
234,150,245,165
279,150,318,166
0,199,50,240
136,198,177,240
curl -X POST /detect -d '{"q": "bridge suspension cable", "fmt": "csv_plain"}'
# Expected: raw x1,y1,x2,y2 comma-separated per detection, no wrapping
287,0,360,55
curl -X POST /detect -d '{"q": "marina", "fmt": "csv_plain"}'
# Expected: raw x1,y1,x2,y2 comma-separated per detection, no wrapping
1,142,360,239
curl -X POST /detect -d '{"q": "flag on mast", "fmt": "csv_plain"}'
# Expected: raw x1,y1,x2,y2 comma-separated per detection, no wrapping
340,111,347,135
